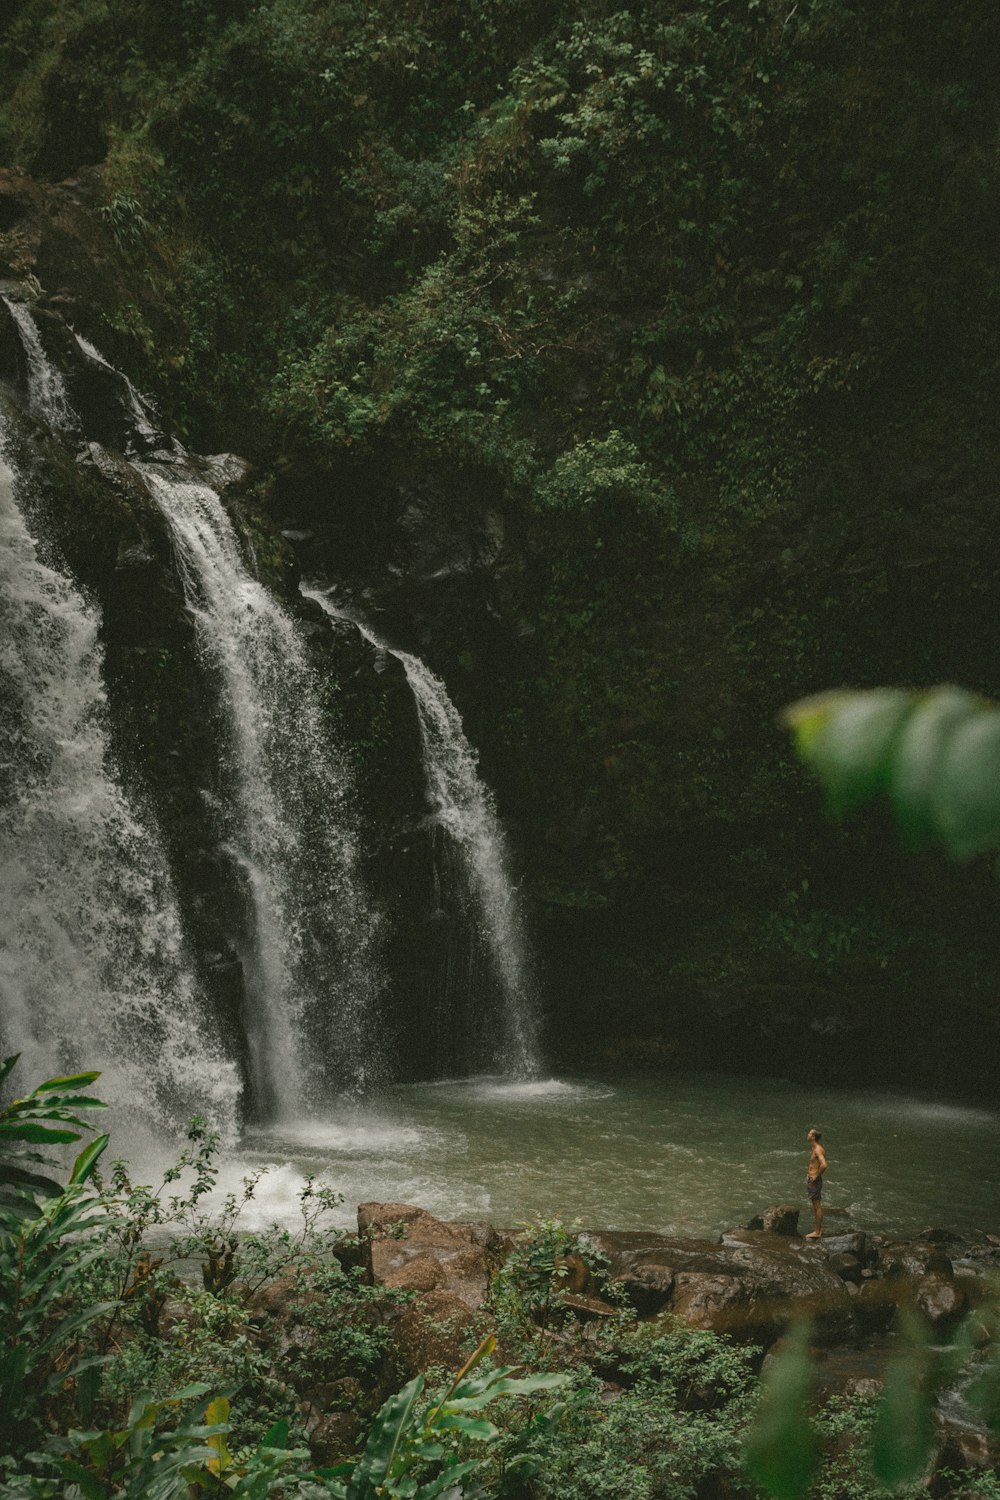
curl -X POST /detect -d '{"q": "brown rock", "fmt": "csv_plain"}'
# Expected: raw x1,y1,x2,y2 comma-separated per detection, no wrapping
306,1410,359,1468
382,1253,444,1293
588,1228,854,1342
358,1203,493,1309
555,1251,599,1296
561,1293,617,1321
936,1422,1000,1475
827,1253,863,1285
669,1273,758,1337
855,1278,900,1333
744,1205,801,1236
913,1274,967,1331
390,1291,487,1379
875,1240,953,1279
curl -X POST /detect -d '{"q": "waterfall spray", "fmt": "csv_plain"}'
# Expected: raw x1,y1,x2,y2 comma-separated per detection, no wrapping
304,588,539,1078
0,424,239,1134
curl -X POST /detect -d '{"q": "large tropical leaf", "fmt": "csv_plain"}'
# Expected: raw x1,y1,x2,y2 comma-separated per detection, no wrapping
784,686,1000,860
743,1322,818,1500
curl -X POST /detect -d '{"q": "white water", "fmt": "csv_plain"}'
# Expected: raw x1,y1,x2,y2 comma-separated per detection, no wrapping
72,329,160,446
3,297,77,430
304,589,538,1077
0,426,238,1134
140,468,383,1113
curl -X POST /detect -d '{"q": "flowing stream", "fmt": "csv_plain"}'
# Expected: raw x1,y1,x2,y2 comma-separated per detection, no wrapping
304,588,539,1078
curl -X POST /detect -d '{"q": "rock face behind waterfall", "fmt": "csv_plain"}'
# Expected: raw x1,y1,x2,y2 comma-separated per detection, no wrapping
0,273,512,1095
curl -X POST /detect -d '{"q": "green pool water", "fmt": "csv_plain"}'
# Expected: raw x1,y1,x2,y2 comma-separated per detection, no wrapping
188,1071,1000,1239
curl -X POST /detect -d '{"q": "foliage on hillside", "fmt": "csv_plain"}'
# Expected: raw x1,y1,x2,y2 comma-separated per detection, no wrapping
3,0,1000,1058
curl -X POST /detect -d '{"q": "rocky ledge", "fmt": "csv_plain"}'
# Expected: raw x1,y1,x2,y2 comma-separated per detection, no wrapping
354,1200,999,1472
358,1199,999,1347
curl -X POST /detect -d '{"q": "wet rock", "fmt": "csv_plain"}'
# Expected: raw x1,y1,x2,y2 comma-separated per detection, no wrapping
875,1240,954,1279
669,1273,759,1337
305,1409,359,1468
248,1271,307,1321
382,1253,444,1293
818,1232,871,1265
913,1274,967,1331
855,1278,899,1333
827,1252,863,1285
744,1205,801,1236
561,1293,618,1321
555,1251,600,1296
358,1203,496,1309
390,1291,487,1379
589,1229,853,1344
935,1422,1000,1476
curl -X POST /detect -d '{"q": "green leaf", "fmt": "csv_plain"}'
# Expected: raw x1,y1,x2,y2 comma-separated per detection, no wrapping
931,711,1000,859
0,1121,83,1143
0,1163,64,1197
436,1414,500,1441
33,1072,102,1092
69,1134,110,1185
352,1374,423,1493
743,1322,818,1500
413,1462,480,1500
887,687,979,848
259,1417,290,1449
871,1345,935,1484
787,689,913,816
55,1458,106,1500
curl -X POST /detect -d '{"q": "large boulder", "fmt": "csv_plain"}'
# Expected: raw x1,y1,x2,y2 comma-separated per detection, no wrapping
389,1291,488,1379
586,1230,853,1344
744,1205,801,1236
913,1274,967,1332
358,1203,501,1309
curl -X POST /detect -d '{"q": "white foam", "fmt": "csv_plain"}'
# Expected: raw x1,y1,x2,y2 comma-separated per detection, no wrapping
245,1117,445,1156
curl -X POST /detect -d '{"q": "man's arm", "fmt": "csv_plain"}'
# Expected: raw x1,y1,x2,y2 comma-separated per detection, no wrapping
816,1145,828,1174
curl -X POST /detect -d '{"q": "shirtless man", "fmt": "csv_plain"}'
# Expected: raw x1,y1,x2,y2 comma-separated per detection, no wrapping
804,1128,827,1239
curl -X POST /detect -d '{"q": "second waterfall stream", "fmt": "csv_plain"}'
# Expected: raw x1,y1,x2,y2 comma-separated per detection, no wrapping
137,459,384,1115
304,588,539,1080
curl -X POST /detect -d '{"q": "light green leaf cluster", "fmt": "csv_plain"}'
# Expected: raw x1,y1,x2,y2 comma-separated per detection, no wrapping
785,686,1000,861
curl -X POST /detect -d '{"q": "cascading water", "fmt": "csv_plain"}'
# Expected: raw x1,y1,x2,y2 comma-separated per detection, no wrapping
0,421,239,1133
304,588,539,1078
138,466,383,1114
72,329,159,448
3,297,77,431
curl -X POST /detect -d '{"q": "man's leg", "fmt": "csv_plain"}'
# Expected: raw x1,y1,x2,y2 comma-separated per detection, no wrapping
805,1189,823,1238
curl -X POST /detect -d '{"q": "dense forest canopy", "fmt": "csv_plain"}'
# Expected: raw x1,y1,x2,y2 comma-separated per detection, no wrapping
2,0,999,1086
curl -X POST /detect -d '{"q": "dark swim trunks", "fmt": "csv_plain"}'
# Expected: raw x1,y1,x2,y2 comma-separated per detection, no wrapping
805,1175,822,1202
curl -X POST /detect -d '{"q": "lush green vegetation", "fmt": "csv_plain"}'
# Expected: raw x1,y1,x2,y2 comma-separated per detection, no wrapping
3,0,999,1069
2,1060,998,1498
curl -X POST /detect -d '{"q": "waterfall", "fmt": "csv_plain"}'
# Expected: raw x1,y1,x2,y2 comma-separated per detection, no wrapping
3,297,77,431
304,589,539,1078
138,466,383,1113
0,424,239,1134
73,329,160,447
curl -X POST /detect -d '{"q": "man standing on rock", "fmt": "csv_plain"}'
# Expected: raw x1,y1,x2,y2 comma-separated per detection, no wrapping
804,1128,827,1239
